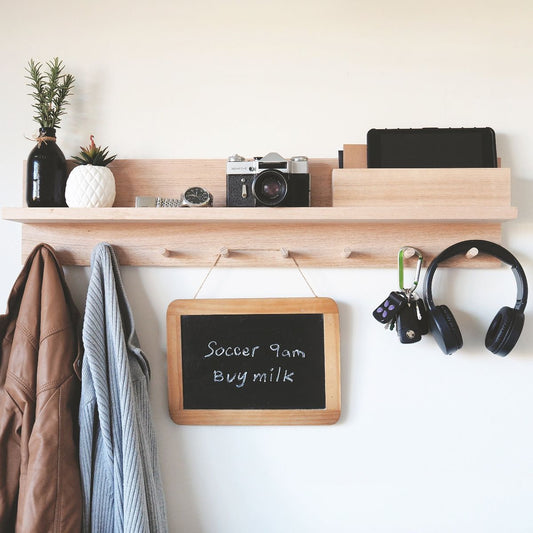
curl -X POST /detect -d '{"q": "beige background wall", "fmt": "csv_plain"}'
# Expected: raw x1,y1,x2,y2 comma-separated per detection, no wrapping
1,1,533,531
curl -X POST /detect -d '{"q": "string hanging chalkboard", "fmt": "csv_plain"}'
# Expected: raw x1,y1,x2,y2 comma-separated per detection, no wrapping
167,297,341,425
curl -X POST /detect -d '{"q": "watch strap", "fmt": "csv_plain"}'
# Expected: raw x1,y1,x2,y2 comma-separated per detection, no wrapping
156,197,182,207
136,192,212,208
135,196,182,207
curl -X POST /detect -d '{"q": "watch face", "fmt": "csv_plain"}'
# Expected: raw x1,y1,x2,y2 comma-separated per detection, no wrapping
184,187,211,206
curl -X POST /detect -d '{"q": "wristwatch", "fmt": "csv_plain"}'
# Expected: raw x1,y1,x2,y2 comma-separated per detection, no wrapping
135,186,213,208
181,186,213,207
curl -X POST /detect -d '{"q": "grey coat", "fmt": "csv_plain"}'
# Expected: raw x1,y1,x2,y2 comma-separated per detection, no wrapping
79,243,168,532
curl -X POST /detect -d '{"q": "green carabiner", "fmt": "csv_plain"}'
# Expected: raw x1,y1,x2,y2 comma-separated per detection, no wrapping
398,247,423,295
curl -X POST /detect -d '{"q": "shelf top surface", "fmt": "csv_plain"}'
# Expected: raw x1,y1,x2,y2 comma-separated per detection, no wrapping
1,205,518,223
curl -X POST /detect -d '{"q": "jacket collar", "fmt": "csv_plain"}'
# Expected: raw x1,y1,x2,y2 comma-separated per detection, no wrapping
0,243,82,379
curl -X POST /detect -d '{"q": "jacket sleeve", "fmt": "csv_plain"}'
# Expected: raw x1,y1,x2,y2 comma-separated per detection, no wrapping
0,382,22,530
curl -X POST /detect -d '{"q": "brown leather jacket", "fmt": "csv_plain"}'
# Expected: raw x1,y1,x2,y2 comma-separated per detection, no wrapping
0,244,82,532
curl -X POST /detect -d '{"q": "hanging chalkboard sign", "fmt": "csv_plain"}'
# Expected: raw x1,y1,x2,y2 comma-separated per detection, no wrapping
167,298,341,425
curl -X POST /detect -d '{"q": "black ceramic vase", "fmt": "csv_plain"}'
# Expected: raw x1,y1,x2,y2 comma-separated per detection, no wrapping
26,127,68,207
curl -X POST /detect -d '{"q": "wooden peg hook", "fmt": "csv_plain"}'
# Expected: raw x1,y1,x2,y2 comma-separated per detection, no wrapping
466,247,479,259
402,247,416,259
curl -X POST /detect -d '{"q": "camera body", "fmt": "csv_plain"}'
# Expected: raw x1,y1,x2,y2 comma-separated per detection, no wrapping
226,152,310,207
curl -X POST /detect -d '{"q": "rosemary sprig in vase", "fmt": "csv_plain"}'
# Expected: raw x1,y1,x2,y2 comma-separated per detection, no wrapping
25,57,75,207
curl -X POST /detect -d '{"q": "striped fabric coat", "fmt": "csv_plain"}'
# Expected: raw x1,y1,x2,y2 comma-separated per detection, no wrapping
78,243,168,532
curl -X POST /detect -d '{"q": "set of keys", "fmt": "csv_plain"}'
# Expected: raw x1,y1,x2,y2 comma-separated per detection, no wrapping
372,247,429,344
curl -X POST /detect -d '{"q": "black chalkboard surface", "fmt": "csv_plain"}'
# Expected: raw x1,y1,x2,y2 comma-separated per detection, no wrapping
167,298,340,425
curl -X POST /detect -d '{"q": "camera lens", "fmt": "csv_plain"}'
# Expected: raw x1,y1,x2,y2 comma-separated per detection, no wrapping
252,170,288,206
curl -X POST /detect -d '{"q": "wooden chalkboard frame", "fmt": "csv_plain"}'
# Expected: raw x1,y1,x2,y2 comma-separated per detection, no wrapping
167,298,341,425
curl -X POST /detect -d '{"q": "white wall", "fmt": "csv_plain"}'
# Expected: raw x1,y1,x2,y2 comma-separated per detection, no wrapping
1,1,533,531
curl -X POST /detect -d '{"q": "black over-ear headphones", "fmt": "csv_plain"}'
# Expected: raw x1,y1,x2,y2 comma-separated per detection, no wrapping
423,240,528,356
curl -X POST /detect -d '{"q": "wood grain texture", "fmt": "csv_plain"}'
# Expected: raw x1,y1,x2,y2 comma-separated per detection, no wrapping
332,168,511,206
18,220,506,267
166,297,341,425
2,205,517,223
342,144,367,168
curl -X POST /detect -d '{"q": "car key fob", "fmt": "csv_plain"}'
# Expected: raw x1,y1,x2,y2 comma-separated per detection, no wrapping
373,291,407,324
396,302,423,344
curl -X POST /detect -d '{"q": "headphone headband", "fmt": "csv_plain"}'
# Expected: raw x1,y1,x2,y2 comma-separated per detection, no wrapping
424,240,528,312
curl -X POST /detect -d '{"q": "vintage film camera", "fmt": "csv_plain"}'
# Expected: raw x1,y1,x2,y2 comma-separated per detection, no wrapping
226,152,310,207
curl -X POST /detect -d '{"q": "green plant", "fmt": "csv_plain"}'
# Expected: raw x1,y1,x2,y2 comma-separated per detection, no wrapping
72,135,116,166
25,57,75,129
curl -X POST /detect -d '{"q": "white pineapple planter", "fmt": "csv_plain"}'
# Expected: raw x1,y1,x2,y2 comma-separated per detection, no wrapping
65,164,116,207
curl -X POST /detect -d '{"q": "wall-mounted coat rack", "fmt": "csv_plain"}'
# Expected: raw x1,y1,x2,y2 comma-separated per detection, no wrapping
1,146,517,268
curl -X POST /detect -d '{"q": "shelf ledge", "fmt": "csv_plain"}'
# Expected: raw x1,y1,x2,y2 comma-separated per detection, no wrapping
1,206,518,224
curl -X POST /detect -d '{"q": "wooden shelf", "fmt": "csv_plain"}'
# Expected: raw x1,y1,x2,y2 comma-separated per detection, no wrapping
1,149,517,268
1,205,517,224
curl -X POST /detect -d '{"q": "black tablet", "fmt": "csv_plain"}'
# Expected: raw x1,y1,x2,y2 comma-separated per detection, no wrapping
367,127,497,168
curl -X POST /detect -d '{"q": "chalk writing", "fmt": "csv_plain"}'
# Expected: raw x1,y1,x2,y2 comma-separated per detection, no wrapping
179,312,326,411
213,370,247,388
212,366,296,388
252,367,294,384
270,343,306,358
205,340,304,388
204,340,260,358
204,341,305,360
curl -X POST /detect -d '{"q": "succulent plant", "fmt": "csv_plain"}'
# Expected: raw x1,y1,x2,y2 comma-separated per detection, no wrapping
72,135,116,166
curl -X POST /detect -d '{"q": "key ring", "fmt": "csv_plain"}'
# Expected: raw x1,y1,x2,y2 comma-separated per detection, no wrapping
398,246,423,296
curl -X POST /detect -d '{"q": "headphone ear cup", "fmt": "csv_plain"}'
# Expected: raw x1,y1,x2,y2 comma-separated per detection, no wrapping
485,306,524,356
428,304,463,355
